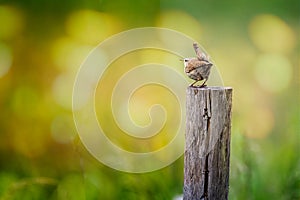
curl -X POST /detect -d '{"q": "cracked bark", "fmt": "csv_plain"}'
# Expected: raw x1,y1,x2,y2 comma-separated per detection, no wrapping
184,87,232,200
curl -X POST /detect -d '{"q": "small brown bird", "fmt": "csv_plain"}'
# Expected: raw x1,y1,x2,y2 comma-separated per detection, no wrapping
183,42,213,87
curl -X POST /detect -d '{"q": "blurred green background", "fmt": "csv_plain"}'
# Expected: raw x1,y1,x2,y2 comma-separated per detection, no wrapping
0,0,299,199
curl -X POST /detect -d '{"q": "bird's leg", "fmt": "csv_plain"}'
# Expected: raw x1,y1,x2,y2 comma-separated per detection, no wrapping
199,79,207,88
190,80,198,87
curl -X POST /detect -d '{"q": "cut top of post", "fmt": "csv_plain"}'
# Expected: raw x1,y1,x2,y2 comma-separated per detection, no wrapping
187,86,232,91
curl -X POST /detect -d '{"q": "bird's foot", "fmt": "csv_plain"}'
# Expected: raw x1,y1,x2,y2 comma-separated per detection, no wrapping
189,83,197,87
189,84,207,88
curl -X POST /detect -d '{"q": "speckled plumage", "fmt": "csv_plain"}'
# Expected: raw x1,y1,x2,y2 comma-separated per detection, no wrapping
184,42,213,87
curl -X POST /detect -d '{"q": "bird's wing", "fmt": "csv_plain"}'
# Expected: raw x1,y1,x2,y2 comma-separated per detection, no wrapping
196,62,213,78
185,59,211,73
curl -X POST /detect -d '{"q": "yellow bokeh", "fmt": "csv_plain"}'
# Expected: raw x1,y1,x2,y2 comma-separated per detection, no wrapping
52,73,75,110
0,5,23,39
156,10,202,41
51,37,93,73
254,54,292,93
95,49,182,152
65,10,122,45
249,14,296,53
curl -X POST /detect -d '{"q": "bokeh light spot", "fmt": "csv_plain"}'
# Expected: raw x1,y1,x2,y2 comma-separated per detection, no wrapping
249,14,296,53
254,54,292,93
52,73,74,110
51,37,93,73
66,10,122,45
156,10,202,41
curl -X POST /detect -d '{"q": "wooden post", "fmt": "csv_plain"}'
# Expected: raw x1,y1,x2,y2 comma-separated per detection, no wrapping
184,86,232,200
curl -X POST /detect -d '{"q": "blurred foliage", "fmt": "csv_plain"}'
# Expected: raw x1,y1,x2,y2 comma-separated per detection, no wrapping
0,0,299,199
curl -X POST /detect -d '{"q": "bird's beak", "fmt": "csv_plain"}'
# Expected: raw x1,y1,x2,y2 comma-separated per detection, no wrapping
179,58,184,62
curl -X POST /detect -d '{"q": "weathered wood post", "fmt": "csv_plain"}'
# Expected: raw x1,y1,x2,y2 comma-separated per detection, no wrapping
184,86,232,200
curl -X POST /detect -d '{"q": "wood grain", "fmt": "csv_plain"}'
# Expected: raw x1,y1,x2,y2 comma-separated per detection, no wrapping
184,86,232,200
